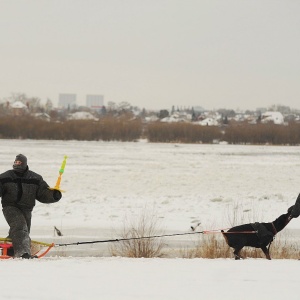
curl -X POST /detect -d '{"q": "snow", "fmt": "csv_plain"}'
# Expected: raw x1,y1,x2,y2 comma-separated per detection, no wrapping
67,111,98,120
261,111,285,125
0,140,300,299
1,257,299,300
198,117,219,126
10,101,27,109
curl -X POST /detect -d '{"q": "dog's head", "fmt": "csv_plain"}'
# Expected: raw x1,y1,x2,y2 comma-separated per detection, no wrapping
273,212,291,232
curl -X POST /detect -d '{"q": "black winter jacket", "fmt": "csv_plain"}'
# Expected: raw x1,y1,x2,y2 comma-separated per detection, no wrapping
0,168,59,210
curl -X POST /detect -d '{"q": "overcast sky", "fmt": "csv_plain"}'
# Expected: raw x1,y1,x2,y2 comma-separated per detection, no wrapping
0,0,299,111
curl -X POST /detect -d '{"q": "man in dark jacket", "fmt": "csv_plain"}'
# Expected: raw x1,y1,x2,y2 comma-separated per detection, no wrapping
0,154,62,259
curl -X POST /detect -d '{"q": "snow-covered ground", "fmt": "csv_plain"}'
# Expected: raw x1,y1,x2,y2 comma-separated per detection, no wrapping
0,140,300,299
1,257,299,300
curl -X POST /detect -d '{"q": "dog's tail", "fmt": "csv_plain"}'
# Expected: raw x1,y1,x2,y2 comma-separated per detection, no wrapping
221,230,229,245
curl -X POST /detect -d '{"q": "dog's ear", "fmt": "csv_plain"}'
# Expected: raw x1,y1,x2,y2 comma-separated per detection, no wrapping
287,205,294,214
287,205,300,218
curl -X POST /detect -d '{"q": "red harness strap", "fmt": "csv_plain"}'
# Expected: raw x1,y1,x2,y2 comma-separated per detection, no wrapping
271,222,278,235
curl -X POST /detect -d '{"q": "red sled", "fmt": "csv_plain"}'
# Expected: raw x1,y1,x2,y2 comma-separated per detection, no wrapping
0,238,54,259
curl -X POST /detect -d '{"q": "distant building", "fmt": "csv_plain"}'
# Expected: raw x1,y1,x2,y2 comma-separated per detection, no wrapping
194,106,205,112
198,117,219,126
86,95,104,110
10,101,29,116
34,112,51,122
256,107,267,113
67,111,98,121
58,94,77,109
261,111,284,125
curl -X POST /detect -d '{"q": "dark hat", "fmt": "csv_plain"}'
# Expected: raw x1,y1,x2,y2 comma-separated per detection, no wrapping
13,154,28,172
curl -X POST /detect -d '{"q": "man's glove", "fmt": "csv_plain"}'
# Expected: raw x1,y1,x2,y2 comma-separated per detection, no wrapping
53,190,62,201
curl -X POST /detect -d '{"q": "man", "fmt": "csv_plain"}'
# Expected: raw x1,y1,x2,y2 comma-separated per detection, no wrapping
0,154,62,259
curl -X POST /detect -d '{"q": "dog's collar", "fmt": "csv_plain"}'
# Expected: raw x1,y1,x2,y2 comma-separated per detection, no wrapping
271,222,277,235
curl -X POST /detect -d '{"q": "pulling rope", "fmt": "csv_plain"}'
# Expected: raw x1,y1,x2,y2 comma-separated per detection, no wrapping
56,231,205,247
0,227,258,259
1,227,258,252
55,229,257,247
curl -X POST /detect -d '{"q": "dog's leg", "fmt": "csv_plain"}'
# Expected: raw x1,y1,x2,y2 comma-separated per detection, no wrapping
261,246,271,260
234,248,243,260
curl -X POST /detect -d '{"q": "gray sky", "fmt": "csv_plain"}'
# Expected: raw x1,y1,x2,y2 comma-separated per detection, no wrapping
0,0,300,111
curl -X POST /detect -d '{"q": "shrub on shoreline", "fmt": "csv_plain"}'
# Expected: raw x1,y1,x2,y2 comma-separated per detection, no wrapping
1,115,300,145
0,115,142,141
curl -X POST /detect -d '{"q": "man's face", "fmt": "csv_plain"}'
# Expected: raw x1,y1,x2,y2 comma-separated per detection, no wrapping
13,160,22,166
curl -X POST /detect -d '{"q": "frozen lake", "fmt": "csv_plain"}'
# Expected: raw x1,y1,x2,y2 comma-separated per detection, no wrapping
1,139,300,256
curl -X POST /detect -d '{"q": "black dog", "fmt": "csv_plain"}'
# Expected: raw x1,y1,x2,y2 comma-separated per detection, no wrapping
222,209,292,260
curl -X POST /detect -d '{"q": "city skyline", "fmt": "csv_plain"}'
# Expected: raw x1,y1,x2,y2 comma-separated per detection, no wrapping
3,91,298,114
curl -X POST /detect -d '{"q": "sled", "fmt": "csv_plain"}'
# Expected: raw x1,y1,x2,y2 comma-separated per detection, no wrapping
0,237,54,259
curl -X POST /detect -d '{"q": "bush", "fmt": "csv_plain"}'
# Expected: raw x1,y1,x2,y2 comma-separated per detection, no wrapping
109,209,166,258
2,115,300,145
147,122,222,143
0,115,142,141
224,122,300,145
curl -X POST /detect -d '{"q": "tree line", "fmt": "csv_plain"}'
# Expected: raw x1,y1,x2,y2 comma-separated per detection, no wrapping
1,115,300,145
